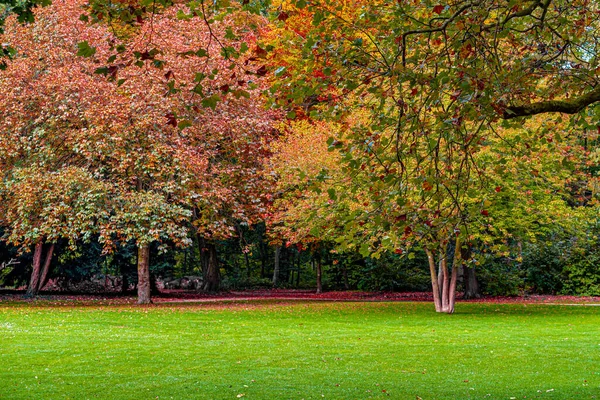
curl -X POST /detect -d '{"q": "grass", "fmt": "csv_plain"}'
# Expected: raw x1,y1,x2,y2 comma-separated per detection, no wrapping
0,300,599,399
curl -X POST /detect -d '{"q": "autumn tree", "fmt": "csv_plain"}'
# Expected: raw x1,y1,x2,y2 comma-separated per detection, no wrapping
0,0,196,302
117,2,279,292
256,0,600,311
0,0,278,301
267,119,358,292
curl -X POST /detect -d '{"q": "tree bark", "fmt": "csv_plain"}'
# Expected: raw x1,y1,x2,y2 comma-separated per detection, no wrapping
201,243,220,292
26,241,44,297
342,267,350,290
447,237,462,313
37,243,55,292
137,243,152,304
259,241,268,278
272,245,282,287
463,265,480,299
121,274,129,293
315,253,323,294
440,245,449,312
426,248,442,312
461,244,480,299
504,86,600,119
244,251,251,279
426,237,462,314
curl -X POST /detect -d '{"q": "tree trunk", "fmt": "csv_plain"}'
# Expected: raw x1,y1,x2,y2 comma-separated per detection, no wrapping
244,251,251,279
461,244,480,299
463,265,480,299
316,252,323,294
121,274,129,293
37,243,55,292
426,237,462,314
272,245,282,287
259,241,268,278
201,243,220,292
137,243,152,304
426,248,442,312
260,252,267,278
342,266,350,290
440,245,450,312
26,241,44,297
447,239,461,313
150,273,159,295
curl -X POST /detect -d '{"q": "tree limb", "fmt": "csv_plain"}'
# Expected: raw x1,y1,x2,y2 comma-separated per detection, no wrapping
503,86,600,119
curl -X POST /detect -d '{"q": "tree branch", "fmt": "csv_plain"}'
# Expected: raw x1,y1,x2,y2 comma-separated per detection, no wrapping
503,86,600,119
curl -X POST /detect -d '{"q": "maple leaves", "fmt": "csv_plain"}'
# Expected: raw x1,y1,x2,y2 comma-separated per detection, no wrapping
0,0,278,273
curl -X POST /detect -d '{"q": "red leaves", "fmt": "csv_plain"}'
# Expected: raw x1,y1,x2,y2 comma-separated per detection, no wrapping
256,65,268,76
313,69,326,78
254,46,268,59
165,113,177,127
277,11,290,21
433,5,444,14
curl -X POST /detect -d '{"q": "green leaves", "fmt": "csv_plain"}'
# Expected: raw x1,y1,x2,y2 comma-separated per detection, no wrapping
76,41,96,58
201,94,221,110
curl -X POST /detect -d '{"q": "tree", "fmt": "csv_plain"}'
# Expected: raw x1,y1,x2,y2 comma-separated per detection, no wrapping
0,0,278,301
260,0,599,311
0,0,195,303
267,119,362,292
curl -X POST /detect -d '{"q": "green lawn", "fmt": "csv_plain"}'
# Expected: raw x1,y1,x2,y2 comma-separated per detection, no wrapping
0,300,598,399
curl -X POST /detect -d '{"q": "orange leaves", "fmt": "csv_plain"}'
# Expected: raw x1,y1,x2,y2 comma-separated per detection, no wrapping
422,180,434,191
0,0,279,250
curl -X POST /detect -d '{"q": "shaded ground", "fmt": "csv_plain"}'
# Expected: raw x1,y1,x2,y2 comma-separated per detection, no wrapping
1,288,599,305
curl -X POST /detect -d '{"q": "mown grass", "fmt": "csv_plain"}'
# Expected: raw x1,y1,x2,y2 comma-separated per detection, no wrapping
0,300,598,399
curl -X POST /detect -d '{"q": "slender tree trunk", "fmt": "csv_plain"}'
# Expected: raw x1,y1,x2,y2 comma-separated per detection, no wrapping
296,258,301,287
316,253,323,294
235,224,251,279
150,273,159,295
198,235,209,274
202,243,220,292
426,237,463,313
38,243,55,292
26,241,44,297
447,237,462,313
137,243,152,304
272,245,282,287
342,266,350,290
460,243,480,299
463,265,480,299
440,245,450,312
244,251,251,279
259,241,267,278
426,248,442,312
121,274,129,293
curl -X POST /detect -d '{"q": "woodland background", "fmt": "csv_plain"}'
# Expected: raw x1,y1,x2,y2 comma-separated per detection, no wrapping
1,0,600,311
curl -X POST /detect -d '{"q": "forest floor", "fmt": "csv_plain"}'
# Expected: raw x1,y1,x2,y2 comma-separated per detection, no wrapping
1,288,599,306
